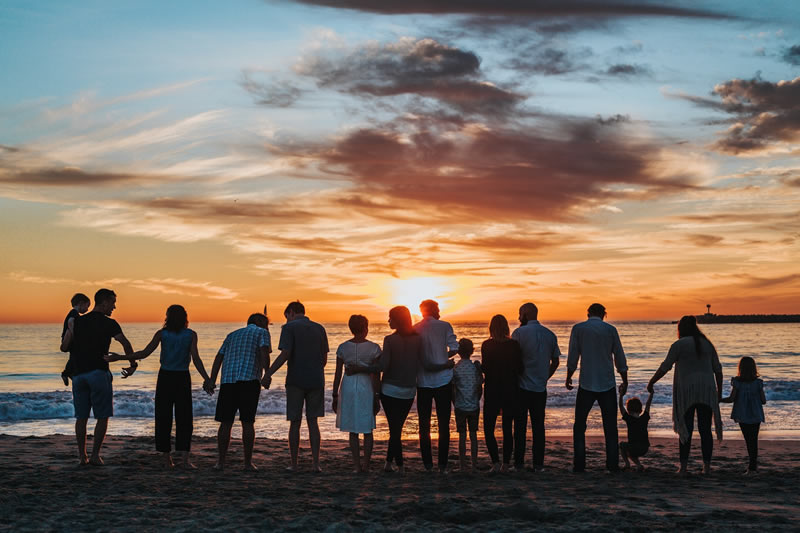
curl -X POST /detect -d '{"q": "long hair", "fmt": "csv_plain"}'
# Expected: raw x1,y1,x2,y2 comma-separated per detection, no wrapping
164,305,188,332
489,314,510,340
677,315,716,359
737,356,759,382
389,306,415,336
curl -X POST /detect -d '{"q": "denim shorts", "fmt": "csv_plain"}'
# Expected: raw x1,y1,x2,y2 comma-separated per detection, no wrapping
72,369,114,419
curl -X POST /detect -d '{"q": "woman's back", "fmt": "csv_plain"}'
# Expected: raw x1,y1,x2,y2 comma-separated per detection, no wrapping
381,333,421,388
160,328,193,371
481,338,523,401
668,336,721,378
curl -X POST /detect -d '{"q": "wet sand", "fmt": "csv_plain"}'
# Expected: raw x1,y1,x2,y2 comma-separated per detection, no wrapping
1,434,797,531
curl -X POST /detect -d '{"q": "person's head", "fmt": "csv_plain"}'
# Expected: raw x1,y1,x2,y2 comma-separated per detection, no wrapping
247,313,269,329
518,302,538,326
419,299,440,319
677,315,714,359
94,288,117,316
348,314,369,337
737,356,759,382
489,314,510,340
71,293,90,313
388,306,414,336
626,397,643,415
587,303,606,319
283,301,305,322
458,338,474,358
164,305,188,332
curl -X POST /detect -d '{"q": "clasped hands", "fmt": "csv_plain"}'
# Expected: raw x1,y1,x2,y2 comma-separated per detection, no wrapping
105,352,137,378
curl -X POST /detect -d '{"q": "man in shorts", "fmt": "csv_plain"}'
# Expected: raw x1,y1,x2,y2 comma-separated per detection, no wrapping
60,288,137,465
208,313,271,471
267,301,328,472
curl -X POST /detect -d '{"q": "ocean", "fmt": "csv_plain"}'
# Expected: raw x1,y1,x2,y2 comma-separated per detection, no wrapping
1,321,798,441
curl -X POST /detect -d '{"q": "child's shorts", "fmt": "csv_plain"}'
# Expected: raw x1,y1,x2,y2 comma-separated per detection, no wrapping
455,408,479,433
620,441,649,458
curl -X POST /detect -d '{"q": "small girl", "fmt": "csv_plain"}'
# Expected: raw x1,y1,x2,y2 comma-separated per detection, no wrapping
721,356,766,474
331,315,381,473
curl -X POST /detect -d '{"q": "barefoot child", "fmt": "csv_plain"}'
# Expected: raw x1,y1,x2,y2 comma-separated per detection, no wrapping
619,386,653,471
452,338,482,472
332,315,381,473
60,293,90,385
721,356,766,474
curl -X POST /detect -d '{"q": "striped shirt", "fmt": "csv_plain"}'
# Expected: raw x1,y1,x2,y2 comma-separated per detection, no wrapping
219,324,271,384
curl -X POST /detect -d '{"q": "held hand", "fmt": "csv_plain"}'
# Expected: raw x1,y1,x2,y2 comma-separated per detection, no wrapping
203,378,215,395
331,395,338,414
565,376,573,390
446,359,455,369
646,382,655,394
619,382,628,396
618,384,625,396
260,375,272,390
121,361,138,378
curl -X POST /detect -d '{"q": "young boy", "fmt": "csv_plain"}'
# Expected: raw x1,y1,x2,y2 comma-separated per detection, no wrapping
60,293,91,386
619,385,653,471
451,338,482,472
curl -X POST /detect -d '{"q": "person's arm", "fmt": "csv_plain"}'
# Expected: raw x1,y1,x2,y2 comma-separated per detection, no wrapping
258,345,271,388
613,329,628,395
618,385,628,417
331,356,344,414
110,330,162,362
760,380,767,405
548,341,560,379
474,361,483,401
565,327,579,390
268,350,290,377
645,390,654,414
446,325,459,357
208,351,224,392
720,382,737,403
187,331,211,392
60,328,72,352
712,348,723,401
647,342,679,393
113,333,138,378
321,328,329,369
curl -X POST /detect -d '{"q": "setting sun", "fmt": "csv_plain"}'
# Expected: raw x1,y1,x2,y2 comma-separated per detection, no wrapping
389,276,452,316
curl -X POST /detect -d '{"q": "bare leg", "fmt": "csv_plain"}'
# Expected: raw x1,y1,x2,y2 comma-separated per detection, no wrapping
179,450,196,469
458,431,467,471
621,447,631,469
307,416,321,472
632,456,643,471
242,422,257,471
216,421,233,470
469,430,478,471
89,418,108,465
289,420,301,469
75,418,89,465
163,451,175,469
349,433,361,472
363,433,373,472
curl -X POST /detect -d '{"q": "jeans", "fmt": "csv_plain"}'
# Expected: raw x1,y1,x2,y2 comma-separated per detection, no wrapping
417,384,452,469
514,389,547,468
484,399,515,464
573,387,619,471
679,403,713,464
739,422,760,470
155,369,193,453
381,394,414,467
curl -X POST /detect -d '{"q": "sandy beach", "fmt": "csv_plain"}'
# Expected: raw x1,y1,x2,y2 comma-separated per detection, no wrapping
1,434,797,531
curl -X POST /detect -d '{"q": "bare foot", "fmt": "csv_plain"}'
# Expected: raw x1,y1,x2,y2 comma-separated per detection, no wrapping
490,463,501,474
180,461,197,470
702,463,711,475
501,464,516,473
383,461,395,473
676,466,688,475
89,456,104,466
79,455,89,466
438,466,450,475
244,462,259,472
164,454,175,469
312,463,322,474
213,462,225,471
285,465,297,472
397,465,405,474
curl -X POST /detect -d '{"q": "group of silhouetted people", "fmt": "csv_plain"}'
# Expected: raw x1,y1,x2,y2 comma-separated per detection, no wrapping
60,290,766,474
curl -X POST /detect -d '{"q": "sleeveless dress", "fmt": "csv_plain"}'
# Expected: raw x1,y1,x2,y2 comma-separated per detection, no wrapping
336,340,381,433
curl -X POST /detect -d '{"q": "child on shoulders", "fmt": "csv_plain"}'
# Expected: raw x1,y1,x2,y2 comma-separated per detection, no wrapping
619,386,653,471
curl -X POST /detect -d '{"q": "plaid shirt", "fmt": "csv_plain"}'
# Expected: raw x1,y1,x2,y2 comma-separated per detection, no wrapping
219,324,271,384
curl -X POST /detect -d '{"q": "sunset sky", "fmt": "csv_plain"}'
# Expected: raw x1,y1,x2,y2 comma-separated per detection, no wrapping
1,1,799,323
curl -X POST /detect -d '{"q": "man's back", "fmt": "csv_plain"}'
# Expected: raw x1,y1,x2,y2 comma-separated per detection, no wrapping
279,317,328,389
414,316,458,388
71,311,121,375
219,324,271,384
567,317,626,392
512,321,560,392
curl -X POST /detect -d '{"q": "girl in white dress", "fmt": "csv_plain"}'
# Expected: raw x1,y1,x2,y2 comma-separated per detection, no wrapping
332,315,381,472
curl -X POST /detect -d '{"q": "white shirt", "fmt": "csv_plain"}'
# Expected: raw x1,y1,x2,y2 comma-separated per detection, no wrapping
511,320,560,392
414,316,459,388
567,317,627,392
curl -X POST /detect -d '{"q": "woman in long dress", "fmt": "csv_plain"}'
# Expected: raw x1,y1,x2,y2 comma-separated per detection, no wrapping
331,315,381,472
648,315,723,474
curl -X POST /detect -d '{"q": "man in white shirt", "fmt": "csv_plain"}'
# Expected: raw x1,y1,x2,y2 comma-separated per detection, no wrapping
511,302,560,471
566,303,628,472
414,299,459,472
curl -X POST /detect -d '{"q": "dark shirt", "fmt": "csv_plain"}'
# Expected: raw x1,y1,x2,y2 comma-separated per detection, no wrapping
70,311,122,375
62,309,80,340
278,316,328,390
379,332,423,389
481,338,524,404
622,412,650,449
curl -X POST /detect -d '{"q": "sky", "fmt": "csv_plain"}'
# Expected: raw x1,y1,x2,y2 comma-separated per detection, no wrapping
1,0,799,324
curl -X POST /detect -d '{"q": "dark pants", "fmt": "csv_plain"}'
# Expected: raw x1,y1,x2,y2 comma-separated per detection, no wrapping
573,387,619,472
155,369,193,453
679,404,713,464
739,422,760,470
381,394,414,467
484,400,515,464
417,384,452,469
514,389,547,468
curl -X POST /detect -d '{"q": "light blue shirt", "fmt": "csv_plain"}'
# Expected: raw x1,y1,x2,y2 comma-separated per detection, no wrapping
567,317,627,392
511,321,560,392
414,316,459,388
160,328,193,371
219,324,271,384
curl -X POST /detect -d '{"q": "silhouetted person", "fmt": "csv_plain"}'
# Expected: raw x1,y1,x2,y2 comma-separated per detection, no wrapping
106,304,212,469
60,288,137,465
452,338,481,472
207,313,271,471
414,299,459,473
721,356,766,474
648,315,722,474
511,302,560,471
619,389,653,471
60,293,90,386
267,301,328,472
566,303,628,472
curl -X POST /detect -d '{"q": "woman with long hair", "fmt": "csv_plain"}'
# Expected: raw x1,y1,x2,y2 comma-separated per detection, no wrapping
481,314,524,472
107,304,211,468
648,315,723,474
